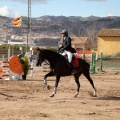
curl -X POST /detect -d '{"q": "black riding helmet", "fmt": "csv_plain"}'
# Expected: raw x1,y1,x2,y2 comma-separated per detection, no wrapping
61,30,68,36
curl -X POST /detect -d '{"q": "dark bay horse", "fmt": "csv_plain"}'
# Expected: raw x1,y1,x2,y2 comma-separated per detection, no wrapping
36,48,97,97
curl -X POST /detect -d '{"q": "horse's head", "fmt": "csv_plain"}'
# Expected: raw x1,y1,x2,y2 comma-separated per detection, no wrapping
36,47,62,67
36,47,44,66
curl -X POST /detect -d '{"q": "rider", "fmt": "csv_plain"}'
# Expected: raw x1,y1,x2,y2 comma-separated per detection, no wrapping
58,30,77,74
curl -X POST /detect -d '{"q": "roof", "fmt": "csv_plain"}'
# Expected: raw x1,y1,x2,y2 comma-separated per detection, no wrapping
59,37,88,45
98,29,120,37
72,37,88,44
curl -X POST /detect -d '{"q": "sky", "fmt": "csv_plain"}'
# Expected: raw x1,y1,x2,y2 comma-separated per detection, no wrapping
0,0,119,18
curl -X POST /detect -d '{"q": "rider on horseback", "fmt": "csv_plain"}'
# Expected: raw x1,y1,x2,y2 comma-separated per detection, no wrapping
58,30,77,74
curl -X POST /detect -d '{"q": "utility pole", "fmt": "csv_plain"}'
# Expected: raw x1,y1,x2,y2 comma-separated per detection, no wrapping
26,0,31,52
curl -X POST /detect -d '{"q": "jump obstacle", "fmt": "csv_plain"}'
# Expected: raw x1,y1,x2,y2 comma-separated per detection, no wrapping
76,50,103,74
0,47,34,80
0,56,24,80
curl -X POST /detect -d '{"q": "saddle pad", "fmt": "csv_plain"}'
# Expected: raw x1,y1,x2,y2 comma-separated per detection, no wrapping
73,59,79,67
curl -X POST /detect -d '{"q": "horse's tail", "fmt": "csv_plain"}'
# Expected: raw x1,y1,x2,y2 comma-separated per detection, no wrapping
86,62,90,69
78,58,90,69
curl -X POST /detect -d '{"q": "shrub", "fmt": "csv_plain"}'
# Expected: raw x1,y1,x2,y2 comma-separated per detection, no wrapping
18,54,30,75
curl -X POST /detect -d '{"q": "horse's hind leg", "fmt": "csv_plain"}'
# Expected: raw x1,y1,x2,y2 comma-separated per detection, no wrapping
82,69,97,97
73,72,82,97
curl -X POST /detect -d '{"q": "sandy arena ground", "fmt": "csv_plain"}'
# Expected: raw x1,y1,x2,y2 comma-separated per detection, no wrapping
0,70,120,120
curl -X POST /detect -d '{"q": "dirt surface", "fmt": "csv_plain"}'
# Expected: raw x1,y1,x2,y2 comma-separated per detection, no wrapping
0,70,120,120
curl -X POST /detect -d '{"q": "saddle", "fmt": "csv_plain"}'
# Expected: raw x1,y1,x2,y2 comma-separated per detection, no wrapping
72,55,79,68
64,54,79,68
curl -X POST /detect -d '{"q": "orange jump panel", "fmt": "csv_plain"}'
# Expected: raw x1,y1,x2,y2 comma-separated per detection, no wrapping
9,55,24,74
0,67,2,74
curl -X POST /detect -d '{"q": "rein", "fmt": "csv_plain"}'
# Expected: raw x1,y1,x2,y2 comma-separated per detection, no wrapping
43,51,61,65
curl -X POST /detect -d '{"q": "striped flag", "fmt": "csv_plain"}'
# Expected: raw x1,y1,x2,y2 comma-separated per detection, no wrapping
13,16,22,26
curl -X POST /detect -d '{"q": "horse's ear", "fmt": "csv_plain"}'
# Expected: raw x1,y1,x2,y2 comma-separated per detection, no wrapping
36,47,40,51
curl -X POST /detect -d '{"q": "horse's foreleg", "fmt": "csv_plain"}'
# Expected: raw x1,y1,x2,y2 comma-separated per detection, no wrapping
44,70,54,89
50,87,57,97
50,75,60,97
74,74,81,98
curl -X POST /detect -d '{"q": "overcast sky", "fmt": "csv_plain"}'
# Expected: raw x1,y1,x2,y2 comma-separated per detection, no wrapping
0,0,119,18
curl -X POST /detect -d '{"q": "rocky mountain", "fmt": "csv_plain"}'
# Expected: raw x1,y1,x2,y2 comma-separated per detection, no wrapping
0,15,120,48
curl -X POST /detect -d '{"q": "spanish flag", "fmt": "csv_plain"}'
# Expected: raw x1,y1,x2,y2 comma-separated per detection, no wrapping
13,16,22,26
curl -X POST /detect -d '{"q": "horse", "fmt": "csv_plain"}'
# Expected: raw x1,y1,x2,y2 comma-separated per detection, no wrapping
36,47,97,97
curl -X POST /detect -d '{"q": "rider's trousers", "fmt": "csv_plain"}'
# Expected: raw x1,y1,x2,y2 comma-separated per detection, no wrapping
62,50,73,63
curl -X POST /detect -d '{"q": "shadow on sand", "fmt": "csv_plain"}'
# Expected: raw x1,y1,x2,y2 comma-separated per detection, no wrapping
0,92,14,97
92,96,120,101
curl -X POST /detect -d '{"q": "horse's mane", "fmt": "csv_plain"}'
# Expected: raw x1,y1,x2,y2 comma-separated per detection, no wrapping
41,49,64,60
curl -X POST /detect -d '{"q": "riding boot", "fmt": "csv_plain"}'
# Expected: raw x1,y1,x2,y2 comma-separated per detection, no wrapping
71,61,77,74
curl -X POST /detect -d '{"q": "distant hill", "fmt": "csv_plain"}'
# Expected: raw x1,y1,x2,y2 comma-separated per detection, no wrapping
0,15,120,48
36,15,101,22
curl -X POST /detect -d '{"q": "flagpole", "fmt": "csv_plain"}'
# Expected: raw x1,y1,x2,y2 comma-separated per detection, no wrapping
27,0,31,52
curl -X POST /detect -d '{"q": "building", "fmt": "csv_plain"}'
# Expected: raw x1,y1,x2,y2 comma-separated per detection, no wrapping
98,29,120,56
8,40,26,45
59,37,91,50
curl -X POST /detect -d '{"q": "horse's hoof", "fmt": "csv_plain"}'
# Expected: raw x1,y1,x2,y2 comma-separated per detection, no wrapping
50,94,54,97
47,85,50,90
74,92,78,98
74,95,77,98
93,94,97,97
